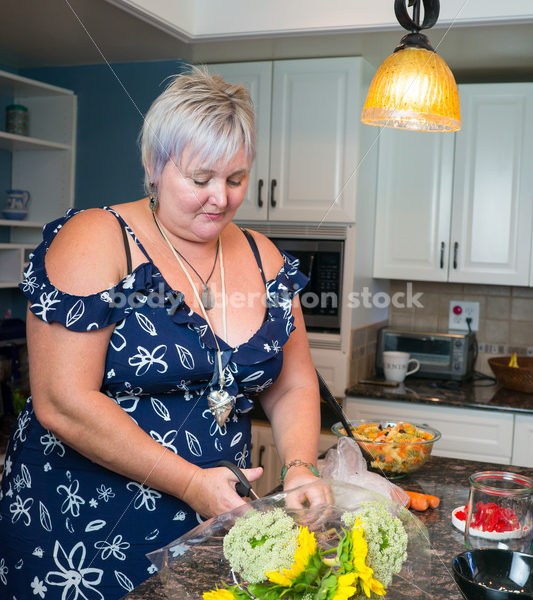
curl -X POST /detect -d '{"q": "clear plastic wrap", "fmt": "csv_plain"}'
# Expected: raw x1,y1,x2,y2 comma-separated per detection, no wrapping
146,480,431,600
319,437,410,506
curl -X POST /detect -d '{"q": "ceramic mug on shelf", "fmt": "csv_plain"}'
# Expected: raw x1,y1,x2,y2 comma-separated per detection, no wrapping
3,189,31,220
383,351,420,383
5,104,29,136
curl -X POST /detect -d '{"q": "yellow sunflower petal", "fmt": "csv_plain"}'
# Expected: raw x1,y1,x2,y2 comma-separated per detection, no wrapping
265,571,293,587
202,589,237,600
332,572,358,600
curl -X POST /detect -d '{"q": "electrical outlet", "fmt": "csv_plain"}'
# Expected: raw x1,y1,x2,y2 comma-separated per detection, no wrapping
448,300,480,332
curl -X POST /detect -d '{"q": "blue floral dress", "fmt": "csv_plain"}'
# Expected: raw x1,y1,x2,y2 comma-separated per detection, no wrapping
0,207,307,600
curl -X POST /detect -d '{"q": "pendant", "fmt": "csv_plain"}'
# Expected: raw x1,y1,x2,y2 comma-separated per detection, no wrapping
201,284,215,311
208,388,234,427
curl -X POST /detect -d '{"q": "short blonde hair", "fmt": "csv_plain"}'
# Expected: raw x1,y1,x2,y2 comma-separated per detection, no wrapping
140,66,255,192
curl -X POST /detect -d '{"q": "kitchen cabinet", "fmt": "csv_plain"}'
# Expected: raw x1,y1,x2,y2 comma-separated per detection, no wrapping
208,57,372,223
512,414,533,468
309,346,349,400
373,83,533,286
0,69,76,287
250,421,336,498
344,397,515,464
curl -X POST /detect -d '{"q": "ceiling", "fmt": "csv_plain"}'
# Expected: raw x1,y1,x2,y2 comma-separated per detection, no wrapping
1,0,533,82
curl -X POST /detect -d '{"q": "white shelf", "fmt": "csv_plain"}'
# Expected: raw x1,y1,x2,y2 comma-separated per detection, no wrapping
0,243,34,249
0,131,70,152
0,70,76,288
0,219,44,228
0,69,73,98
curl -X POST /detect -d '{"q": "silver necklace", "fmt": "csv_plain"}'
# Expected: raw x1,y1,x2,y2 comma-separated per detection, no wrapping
152,212,234,427
152,212,219,310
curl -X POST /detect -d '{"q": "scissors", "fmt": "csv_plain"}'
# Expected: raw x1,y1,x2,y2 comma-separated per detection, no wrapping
217,460,260,500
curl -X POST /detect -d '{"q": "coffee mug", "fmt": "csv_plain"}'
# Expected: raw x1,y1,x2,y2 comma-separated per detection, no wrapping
383,351,420,383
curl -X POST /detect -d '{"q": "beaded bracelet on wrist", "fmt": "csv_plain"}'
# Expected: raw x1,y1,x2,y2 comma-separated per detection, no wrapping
280,459,320,485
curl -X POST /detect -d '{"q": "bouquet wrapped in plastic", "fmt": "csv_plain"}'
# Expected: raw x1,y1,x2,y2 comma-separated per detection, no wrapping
146,480,431,600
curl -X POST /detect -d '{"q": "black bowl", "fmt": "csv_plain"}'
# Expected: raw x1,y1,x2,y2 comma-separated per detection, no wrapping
453,549,533,600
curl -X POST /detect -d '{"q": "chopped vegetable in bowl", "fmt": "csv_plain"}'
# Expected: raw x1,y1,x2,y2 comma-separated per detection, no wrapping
331,420,441,478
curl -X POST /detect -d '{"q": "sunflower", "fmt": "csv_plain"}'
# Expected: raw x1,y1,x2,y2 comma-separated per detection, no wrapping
349,520,386,597
265,526,317,586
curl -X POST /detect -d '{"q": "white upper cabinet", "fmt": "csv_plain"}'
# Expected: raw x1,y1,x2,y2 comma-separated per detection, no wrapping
450,84,533,285
206,61,272,220
207,57,369,223
373,130,454,281
373,82,533,286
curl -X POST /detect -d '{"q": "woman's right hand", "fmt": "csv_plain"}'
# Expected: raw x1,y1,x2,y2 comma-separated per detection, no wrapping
182,465,263,519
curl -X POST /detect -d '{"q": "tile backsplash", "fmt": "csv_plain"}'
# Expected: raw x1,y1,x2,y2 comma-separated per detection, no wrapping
387,280,533,376
349,320,388,386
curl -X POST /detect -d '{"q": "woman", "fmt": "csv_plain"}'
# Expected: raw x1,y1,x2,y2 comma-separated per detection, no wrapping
0,68,323,598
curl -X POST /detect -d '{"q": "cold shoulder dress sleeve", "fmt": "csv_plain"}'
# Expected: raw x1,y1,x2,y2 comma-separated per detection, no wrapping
0,207,309,600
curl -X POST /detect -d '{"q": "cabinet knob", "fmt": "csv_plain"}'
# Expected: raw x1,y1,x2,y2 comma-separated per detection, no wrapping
270,179,277,208
453,242,459,269
257,178,264,207
440,241,445,269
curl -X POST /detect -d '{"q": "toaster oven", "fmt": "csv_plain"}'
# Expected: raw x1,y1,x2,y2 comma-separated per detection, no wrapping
376,328,476,381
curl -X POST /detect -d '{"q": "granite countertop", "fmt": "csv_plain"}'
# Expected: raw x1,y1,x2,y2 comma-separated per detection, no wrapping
346,377,533,414
123,454,532,600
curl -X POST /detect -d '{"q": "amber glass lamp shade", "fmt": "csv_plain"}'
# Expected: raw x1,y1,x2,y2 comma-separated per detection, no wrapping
361,46,461,132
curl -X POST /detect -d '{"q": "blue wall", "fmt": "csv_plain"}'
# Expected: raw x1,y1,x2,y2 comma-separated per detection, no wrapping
22,59,188,209
0,59,188,321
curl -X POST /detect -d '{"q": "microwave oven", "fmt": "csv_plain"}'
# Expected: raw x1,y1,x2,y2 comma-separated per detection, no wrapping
271,238,344,333
376,328,476,381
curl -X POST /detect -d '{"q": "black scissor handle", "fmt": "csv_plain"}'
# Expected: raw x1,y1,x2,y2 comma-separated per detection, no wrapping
217,460,252,498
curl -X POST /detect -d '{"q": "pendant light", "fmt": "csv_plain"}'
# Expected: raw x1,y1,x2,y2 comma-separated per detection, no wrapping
361,0,461,132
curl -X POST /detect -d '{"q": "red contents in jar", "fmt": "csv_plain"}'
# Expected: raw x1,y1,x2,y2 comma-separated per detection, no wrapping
455,508,467,521
456,502,520,532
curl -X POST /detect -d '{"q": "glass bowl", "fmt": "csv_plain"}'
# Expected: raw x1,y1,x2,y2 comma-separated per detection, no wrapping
331,419,441,479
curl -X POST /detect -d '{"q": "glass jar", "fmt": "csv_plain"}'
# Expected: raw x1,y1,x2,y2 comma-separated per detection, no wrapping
464,471,533,553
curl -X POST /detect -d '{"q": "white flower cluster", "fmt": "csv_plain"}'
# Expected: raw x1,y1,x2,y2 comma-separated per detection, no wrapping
222,507,299,584
342,502,408,587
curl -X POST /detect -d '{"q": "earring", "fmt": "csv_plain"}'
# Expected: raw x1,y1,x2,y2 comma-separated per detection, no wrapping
149,182,158,212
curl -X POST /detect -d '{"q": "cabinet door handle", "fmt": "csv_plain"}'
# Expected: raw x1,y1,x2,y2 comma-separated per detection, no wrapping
440,241,445,269
453,242,459,269
258,445,265,469
257,178,264,207
270,179,277,208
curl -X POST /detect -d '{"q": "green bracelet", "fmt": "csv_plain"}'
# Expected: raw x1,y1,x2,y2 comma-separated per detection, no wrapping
280,460,320,485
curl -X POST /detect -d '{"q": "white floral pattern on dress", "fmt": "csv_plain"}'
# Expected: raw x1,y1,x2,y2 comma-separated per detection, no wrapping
45,541,104,600
9,494,34,525
31,289,61,322
21,262,38,294
57,480,85,517
126,482,162,512
94,535,130,561
30,575,47,598
128,344,168,376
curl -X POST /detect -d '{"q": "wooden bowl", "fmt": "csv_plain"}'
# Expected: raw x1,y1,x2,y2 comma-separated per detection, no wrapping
488,356,533,394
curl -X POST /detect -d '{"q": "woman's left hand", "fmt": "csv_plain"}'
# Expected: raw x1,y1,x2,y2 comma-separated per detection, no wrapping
283,468,333,509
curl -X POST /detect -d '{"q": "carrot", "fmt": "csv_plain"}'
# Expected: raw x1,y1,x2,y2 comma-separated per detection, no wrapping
405,491,429,511
425,494,440,508
405,490,441,510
